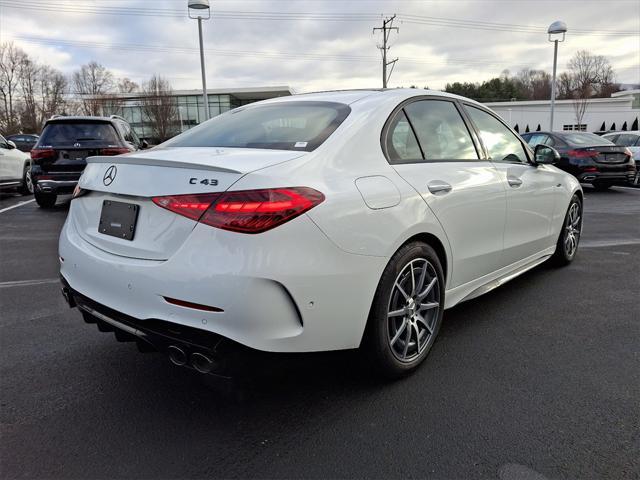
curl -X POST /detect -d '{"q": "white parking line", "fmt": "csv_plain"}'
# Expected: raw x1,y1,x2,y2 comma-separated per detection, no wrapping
0,278,59,289
0,198,35,214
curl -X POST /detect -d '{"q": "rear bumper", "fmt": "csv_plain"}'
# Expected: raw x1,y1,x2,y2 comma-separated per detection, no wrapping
578,171,635,185
59,207,388,353
33,169,81,195
60,277,238,374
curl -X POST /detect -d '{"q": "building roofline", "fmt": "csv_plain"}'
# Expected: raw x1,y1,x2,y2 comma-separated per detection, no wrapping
484,97,634,107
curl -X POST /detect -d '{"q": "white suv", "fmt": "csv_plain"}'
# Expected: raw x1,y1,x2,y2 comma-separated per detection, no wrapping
0,134,32,195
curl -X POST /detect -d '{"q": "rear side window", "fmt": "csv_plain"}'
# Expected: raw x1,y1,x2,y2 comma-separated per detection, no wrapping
524,133,546,147
163,101,351,152
404,100,478,160
465,106,528,163
386,111,422,162
39,122,120,147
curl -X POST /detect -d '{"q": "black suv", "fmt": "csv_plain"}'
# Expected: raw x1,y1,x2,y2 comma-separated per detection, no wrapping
521,131,636,191
30,115,147,208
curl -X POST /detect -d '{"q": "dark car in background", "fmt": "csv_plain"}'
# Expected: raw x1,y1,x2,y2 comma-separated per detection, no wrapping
30,115,147,208
6,134,39,152
521,131,636,190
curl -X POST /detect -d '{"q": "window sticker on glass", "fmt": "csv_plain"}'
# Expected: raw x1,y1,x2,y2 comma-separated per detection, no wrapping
295,141,308,148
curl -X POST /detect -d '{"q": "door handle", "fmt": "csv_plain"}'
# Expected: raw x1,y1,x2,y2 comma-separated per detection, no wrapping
427,180,452,194
507,176,523,187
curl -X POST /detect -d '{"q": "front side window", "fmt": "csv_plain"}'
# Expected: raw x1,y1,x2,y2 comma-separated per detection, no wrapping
404,100,478,160
466,106,528,163
386,111,422,162
162,101,351,152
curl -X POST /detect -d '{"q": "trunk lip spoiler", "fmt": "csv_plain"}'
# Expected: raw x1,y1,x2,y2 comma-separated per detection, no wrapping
86,156,244,174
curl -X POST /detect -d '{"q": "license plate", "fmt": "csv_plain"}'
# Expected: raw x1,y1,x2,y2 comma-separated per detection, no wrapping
99,200,139,241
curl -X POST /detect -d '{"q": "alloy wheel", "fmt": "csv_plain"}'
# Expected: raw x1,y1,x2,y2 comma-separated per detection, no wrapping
564,202,581,257
25,169,33,194
387,258,440,363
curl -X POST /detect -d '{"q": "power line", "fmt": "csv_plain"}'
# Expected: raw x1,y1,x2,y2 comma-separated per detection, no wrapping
17,34,624,71
0,1,638,36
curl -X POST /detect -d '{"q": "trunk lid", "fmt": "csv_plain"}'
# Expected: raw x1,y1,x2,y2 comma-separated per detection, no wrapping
585,145,631,165
71,147,305,260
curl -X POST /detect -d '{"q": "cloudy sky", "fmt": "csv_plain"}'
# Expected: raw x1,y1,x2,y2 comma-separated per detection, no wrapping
1,0,639,93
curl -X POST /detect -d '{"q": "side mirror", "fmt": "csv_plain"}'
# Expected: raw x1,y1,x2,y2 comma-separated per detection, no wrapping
7,140,16,149
140,140,149,150
534,144,560,165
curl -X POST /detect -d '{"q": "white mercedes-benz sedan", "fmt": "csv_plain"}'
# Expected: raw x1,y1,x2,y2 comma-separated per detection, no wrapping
59,89,583,377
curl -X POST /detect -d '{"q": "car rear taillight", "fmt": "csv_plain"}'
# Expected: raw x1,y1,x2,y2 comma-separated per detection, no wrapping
152,193,221,221
152,187,324,234
30,148,56,161
583,166,599,172
567,149,599,158
100,147,130,156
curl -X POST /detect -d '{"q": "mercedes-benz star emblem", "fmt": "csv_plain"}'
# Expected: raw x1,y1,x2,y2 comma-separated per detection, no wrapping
74,142,81,148
103,165,117,186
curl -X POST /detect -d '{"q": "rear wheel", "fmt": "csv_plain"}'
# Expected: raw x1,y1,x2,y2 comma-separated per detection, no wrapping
19,166,33,195
35,191,57,208
364,242,444,378
552,194,582,266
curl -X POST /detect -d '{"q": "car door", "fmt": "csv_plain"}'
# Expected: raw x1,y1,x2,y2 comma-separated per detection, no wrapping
0,135,24,182
463,104,558,266
385,98,507,288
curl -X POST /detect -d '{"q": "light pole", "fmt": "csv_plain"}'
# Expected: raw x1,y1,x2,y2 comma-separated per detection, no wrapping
189,0,211,122
548,20,567,131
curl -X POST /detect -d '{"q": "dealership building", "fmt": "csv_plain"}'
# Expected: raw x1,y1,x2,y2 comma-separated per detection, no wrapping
485,89,640,133
100,86,293,140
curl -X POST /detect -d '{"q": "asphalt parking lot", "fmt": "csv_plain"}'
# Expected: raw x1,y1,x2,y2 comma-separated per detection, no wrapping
1,187,639,480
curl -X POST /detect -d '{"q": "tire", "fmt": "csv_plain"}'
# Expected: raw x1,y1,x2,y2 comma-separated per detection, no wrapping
592,182,611,191
551,194,582,266
364,241,445,378
35,191,57,208
19,166,33,195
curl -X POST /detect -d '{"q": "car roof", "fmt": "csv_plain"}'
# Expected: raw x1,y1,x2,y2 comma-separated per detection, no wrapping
45,116,120,123
258,88,485,107
604,131,640,135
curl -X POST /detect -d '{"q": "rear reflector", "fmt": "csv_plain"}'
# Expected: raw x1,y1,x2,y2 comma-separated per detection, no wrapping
152,187,324,234
163,297,224,312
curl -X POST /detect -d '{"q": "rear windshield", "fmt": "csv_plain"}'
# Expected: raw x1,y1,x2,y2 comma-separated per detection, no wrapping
162,101,351,152
561,132,614,147
39,121,120,147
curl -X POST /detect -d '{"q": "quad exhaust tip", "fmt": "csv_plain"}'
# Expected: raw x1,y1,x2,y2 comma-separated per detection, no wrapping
167,346,219,374
168,346,187,366
190,352,218,374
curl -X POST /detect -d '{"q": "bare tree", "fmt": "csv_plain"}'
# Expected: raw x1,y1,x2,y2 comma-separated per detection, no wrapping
0,42,27,133
72,61,115,116
556,72,574,100
18,56,40,133
38,66,68,122
141,75,178,142
117,77,139,94
572,86,590,128
567,50,618,98
517,68,551,100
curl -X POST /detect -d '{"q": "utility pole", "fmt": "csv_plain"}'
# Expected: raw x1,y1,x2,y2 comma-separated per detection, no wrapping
373,15,398,88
